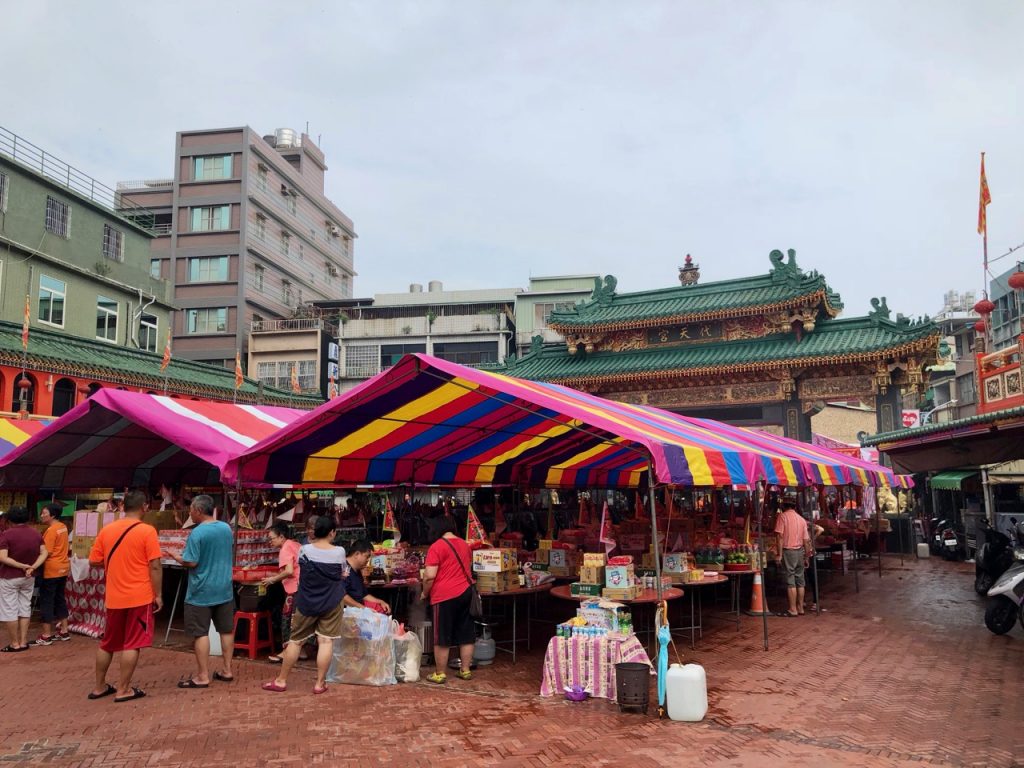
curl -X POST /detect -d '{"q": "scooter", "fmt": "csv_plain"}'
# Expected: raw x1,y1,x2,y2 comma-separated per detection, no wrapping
940,521,965,561
930,517,947,556
984,521,1024,635
975,517,1017,595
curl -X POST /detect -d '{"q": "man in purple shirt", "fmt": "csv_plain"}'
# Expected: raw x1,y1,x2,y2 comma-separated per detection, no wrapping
0,506,48,652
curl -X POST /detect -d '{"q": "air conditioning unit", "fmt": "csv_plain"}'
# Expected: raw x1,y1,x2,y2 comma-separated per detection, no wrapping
328,225,341,237
328,266,339,277
280,183,289,195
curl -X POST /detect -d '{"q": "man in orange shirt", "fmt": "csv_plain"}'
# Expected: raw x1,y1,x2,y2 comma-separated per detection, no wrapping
774,500,812,618
88,490,163,702
34,502,71,645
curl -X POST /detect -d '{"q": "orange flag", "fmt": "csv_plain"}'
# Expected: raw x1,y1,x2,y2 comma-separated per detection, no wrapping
290,363,301,393
160,330,172,372
21,294,30,350
978,152,991,236
234,351,244,390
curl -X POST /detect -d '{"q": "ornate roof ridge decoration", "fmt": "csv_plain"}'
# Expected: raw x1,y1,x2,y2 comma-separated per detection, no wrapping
0,320,320,407
548,249,844,333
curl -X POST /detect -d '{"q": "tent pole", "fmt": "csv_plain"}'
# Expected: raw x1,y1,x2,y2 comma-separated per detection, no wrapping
755,481,769,651
647,462,663,603
848,485,859,593
877,487,883,578
810,486,821,616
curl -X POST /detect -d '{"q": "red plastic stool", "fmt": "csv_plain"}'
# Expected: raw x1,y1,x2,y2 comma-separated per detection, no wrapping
233,611,275,659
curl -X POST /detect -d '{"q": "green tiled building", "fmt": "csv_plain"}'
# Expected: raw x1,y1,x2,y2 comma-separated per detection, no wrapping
505,250,940,439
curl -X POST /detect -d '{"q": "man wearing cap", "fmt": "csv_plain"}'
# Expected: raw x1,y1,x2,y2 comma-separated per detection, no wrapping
774,500,812,617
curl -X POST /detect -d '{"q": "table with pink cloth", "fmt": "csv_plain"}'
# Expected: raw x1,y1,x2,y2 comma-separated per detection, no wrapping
65,564,106,638
539,634,653,701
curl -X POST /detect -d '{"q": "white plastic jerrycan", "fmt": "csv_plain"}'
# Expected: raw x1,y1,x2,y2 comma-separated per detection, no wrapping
666,663,707,722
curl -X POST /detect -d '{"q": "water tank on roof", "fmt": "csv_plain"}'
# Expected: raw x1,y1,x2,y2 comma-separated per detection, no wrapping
410,284,423,293
275,128,299,148
262,134,277,147
428,280,443,292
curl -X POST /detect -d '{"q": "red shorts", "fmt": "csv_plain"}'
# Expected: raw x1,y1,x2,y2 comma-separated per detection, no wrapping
100,604,155,653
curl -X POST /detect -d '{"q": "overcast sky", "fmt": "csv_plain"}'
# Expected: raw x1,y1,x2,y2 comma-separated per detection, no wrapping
5,1,1022,318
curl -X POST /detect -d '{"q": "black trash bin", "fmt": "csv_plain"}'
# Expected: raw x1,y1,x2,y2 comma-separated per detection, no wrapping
615,662,650,714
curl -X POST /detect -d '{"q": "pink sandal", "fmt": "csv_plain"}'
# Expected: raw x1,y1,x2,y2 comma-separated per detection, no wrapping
262,681,287,692
313,684,328,695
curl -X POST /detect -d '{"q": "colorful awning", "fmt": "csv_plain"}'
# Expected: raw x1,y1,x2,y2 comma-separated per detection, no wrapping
0,391,304,490
227,354,818,489
0,417,51,458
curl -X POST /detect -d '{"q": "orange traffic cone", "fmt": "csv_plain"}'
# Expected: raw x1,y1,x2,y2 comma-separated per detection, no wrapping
745,571,769,616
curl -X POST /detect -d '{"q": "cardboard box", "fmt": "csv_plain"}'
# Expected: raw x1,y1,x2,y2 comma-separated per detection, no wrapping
473,548,517,573
538,539,553,550
71,536,95,559
582,552,607,566
578,565,605,585
476,570,518,593
548,549,569,569
605,564,636,588
570,582,603,597
663,553,690,573
533,548,550,565
602,585,643,600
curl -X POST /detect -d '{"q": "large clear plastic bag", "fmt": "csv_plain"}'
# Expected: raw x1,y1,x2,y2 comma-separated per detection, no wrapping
327,606,397,686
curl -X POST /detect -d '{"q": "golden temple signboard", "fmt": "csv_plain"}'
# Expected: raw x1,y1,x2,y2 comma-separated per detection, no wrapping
647,322,724,347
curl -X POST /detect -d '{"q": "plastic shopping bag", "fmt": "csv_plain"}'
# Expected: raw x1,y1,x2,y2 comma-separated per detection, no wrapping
393,631,423,683
70,555,91,583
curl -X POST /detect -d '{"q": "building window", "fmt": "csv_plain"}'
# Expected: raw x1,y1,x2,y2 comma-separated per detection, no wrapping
280,230,291,256
344,345,380,378
432,341,499,366
254,213,267,241
256,165,268,192
956,373,977,406
150,259,162,279
282,280,293,306
102,224,124,262
188,255,229,282
139,313,158,353
298,243,304,262
193,154,233,181
96,296,118,342
253,264,265,292
38,274,66,327
190,205,231,232
186,307,228,334
0,172,8,213
256,360,316,391
45,196,71,238
381,343,427,368
534,302,574,329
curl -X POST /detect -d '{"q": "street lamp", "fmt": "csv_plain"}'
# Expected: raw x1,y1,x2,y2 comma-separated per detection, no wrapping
922,399,958,424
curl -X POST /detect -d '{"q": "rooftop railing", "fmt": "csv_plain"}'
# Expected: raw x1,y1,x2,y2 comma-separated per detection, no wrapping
0,126,157,232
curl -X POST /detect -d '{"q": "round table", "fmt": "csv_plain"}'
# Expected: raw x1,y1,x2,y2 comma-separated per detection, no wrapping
479,583,553,663
669,574,727,648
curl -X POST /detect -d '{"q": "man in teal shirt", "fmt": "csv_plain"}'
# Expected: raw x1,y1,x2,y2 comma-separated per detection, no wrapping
166,495,235,687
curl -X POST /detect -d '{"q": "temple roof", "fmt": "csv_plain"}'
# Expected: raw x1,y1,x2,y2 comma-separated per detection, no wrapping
0,321,321,407
549,249,844,331
507,314,939,385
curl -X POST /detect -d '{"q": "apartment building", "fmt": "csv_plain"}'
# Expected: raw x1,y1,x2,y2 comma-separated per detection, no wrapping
513,274,597,356
119,127,356,373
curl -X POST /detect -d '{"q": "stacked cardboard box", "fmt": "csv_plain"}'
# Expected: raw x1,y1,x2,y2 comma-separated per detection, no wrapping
472,548,517,573
570,582,603,597
476,570,519,593
602,584,643,600
605,564,636,589
71,508,122,558
548,548,580,579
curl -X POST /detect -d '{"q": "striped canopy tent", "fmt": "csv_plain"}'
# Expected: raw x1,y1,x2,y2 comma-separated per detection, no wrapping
654,412,898,487
0,390,305,490
227,354,814,490
0,417,51,459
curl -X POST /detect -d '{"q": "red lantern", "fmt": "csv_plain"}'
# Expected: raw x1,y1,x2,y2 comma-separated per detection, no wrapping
16,377,30,391
974,298,996,316
1008,272,1024,291
974,320,986,332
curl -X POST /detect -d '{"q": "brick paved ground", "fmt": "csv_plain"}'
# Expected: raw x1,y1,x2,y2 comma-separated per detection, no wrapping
1,555,1022,768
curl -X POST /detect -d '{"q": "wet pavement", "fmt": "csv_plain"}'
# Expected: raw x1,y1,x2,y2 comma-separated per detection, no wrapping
1,554,1021,767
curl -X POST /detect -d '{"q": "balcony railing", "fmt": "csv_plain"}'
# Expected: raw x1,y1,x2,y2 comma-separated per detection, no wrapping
0,126,157,232
116,179,173,191
251,317,338,334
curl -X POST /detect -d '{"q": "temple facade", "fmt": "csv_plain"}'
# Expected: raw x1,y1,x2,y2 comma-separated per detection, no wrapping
505,250,941,440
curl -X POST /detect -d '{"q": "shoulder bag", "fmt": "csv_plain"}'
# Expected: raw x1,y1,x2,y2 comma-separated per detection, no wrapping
105,522,143,567
442,537,483,618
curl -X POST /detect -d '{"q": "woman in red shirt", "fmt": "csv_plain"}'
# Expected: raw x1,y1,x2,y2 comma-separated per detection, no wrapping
421,519,475,684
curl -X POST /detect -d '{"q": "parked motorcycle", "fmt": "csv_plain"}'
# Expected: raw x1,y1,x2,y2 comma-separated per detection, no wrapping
984,521,1024,635
929,517,947,556
975,517,1017,595
940,521,965,561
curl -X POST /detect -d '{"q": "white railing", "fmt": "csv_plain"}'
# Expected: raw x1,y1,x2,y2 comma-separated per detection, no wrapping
252,317,338,333
116,179,173,190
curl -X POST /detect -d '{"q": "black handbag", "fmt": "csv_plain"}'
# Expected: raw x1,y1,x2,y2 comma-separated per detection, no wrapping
442,537,483,618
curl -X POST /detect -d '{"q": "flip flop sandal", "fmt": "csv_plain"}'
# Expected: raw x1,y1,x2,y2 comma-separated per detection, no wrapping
313,684,328,695
88,684,117,700
213,671,235,682
114,687,146,702
0,645,20,652
267,655,283,664
262,681,287,692
177,679,209,689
